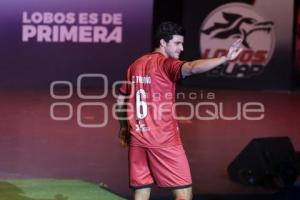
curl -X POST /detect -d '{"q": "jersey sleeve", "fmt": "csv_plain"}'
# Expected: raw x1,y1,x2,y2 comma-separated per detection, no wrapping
119,82,128,95
162,58,185,82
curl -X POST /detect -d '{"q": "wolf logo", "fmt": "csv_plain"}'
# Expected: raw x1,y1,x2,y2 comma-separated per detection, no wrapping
200,3,275,78
202,12,274,49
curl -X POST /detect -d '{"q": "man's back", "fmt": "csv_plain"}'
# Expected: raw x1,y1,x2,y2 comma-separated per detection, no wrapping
120,52,184,147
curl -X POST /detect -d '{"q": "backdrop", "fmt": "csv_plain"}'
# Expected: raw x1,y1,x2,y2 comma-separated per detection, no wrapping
0,0,153,88
182,0,294,89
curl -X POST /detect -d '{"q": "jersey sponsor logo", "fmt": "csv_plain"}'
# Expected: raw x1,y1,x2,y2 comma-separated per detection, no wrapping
200,3,275,78
135,123,150,132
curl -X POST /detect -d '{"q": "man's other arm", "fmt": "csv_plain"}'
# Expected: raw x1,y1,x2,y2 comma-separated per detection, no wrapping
116,94,130,147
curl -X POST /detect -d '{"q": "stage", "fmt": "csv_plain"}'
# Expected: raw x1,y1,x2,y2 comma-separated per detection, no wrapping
0,88,299,199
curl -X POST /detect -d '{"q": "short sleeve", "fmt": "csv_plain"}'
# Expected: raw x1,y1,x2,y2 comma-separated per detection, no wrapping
119,82,128,95
162,58,185,82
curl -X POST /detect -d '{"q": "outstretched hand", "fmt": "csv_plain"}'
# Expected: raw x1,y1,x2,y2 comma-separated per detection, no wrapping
226,38,243,61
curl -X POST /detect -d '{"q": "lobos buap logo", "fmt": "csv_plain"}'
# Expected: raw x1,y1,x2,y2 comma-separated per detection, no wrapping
200,3,275,78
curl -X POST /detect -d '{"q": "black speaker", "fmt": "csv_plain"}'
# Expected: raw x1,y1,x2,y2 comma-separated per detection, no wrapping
227,137,299,188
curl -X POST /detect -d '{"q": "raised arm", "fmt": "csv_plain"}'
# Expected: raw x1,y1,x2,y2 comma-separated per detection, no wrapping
181,39,243,78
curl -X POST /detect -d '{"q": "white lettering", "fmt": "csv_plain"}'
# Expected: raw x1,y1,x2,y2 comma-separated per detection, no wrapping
22,25,36,41
22,25,122,43
101,13,122,25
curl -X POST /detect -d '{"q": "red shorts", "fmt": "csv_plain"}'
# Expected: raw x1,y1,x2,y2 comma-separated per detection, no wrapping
129,145,192,189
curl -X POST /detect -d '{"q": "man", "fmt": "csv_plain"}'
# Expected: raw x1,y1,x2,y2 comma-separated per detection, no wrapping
116,21,242,200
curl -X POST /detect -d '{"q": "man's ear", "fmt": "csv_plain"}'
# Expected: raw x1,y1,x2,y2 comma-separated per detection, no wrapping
160,39,167,47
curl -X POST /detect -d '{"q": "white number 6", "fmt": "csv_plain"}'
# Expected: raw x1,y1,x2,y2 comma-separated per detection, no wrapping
136,89,147,119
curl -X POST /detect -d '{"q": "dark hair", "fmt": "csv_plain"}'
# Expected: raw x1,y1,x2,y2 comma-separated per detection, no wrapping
154,21,185,47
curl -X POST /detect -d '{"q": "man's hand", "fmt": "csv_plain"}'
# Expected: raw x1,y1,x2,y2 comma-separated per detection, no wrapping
226,38,243,61
119,127,130,147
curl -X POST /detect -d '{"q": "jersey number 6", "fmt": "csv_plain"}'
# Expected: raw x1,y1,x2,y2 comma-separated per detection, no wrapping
136,89,148,119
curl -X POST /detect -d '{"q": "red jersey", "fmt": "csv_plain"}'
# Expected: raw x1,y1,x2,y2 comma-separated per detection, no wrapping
120,52,184,148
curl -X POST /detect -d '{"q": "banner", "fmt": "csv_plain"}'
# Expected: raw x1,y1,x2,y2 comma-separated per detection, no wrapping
0,0,153,88
182,0,294,89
